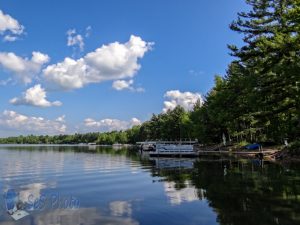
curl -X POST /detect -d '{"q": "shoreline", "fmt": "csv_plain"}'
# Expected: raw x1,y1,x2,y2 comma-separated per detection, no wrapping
1,143,298,162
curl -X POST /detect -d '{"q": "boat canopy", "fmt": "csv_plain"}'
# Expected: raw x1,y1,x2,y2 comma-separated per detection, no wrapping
137,140,198,145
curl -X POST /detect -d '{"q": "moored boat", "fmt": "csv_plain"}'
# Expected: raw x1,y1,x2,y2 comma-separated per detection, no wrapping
138,140,198,157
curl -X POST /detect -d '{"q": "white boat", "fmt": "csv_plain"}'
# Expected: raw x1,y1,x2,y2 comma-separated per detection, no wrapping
137,141,156,151
138,141,198,157
112,143,122,148
88,142,97,145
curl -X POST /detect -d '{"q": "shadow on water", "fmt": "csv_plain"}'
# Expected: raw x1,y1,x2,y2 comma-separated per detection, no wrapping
0,145,299,225
148,155,300,225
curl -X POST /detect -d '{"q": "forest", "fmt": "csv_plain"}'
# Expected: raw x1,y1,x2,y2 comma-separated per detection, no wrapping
0,0,299,149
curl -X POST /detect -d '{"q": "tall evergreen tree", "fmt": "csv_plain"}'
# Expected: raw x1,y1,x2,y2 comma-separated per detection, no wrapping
229,0,300,142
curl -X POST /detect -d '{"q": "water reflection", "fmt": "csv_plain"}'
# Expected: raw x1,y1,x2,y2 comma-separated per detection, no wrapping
0,208,139,225
19,183,47,203
109,201,132,217
0,146,299,225
163,181,200,205
150,158,196,169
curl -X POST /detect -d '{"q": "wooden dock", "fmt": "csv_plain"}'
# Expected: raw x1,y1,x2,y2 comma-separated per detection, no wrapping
196,147,280,160
197,150,278,154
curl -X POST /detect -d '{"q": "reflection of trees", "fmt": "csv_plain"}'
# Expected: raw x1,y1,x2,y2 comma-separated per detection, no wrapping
2,146,300,225
0,145,139,156
194,161,300,225
154,169,193,190
151,159,300,225
0,145,154,173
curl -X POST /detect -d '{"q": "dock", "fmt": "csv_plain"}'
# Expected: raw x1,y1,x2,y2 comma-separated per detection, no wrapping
197,149,279,160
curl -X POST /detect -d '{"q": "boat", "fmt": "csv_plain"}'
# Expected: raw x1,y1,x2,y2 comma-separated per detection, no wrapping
112,143,122,147
138,140,198,157
137,141,156,151
244,143,261,150
112,143,124,150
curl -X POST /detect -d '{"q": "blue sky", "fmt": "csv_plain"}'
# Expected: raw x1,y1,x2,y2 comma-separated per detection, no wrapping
0,0,247,137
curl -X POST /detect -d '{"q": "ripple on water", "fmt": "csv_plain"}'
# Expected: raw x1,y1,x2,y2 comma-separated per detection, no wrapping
1,146,298,225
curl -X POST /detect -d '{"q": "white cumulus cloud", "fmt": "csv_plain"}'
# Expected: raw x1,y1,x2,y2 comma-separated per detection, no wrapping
112,79,133,91
130,118,142,126
84,117,141,132
163,90,203,113
112,79,145,92
0,110,66,135
55,115,65,122
67,29,84,52
3,35,18,42
0,51,50,84
0,9,24,41
44,35,153,91
10,84,62,107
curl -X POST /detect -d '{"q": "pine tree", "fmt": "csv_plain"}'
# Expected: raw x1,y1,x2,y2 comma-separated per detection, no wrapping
229,0,300,142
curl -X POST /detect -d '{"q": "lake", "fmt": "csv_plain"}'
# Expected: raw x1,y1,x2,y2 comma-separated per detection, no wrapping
0,145,299,225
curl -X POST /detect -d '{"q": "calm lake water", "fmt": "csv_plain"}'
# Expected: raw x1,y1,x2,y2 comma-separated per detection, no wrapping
0,145,299,225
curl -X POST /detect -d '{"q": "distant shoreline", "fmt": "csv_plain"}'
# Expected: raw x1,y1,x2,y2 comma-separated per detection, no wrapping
0,143,134,147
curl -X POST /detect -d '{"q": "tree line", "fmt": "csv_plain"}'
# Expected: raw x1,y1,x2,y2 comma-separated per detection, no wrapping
0,0,299,147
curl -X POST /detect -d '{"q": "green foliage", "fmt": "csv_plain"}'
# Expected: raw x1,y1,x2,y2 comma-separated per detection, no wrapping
288,140,300,156
227,0,300,142
192,0,300,144
0,0,299,146
0,130,132,145
237,141,249,147
139,105,192,141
